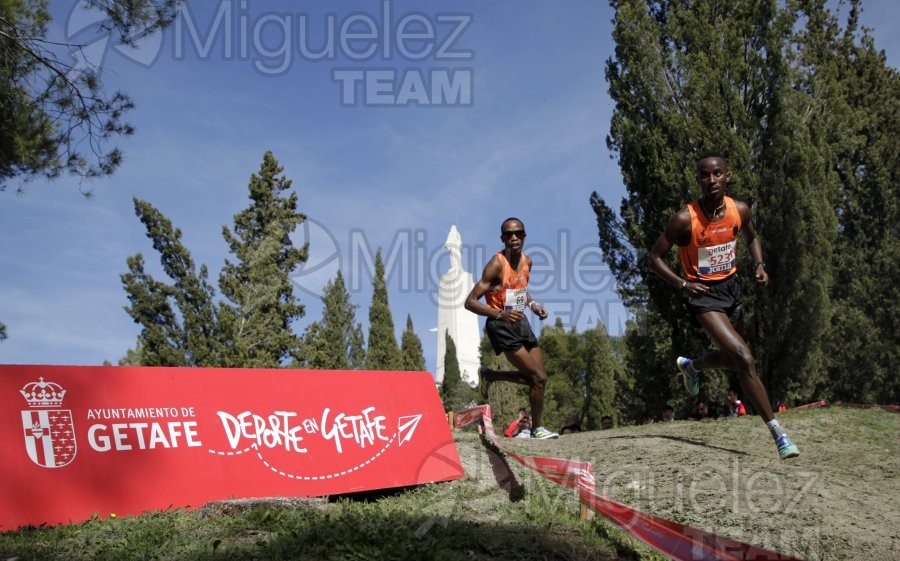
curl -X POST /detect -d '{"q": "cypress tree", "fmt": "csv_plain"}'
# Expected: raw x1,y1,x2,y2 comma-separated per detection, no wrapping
440,331,474,411
582,321,623,430
363,249,401,370
593,0,857,404
300,270,365,370
537,318,585,433
400,314,426,371
811,1,900,404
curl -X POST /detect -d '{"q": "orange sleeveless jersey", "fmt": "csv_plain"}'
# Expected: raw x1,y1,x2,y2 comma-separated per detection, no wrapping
484,251,530,311
678,196,742,282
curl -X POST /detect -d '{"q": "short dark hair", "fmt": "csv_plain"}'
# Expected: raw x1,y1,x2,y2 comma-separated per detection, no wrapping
501,217,524,231
696,151,727,171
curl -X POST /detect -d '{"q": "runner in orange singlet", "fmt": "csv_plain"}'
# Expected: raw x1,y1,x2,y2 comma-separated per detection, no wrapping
648,153,799,459
465,217,558,439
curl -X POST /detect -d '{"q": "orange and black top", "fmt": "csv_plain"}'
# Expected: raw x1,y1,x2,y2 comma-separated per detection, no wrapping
678,196,741,282
484,251,530,311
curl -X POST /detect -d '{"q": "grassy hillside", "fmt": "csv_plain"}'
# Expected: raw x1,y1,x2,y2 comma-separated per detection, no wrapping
1,407,897,560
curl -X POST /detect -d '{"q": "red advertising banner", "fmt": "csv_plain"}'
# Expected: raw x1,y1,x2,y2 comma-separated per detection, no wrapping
0,365,463,531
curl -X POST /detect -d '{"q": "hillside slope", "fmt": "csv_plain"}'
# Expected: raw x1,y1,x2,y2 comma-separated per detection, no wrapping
462,406,899,560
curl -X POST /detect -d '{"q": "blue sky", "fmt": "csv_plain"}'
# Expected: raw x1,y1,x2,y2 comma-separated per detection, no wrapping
1,0,897,375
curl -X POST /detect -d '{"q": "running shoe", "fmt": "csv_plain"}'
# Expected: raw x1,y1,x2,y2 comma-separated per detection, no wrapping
776,434,800,459
676,356,700,396
478,366,492,400
531,426,559,439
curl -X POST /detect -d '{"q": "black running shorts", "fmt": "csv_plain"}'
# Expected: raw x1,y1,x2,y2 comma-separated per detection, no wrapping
685,274,743,324
485,317,539,355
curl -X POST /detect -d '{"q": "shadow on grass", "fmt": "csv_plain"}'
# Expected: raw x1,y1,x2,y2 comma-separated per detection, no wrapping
608,433,748,456
0,501,627,561
206,504,623,561
480,432,527,502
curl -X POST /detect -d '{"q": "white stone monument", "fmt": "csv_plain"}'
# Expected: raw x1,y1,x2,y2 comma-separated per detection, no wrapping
435,225,481,387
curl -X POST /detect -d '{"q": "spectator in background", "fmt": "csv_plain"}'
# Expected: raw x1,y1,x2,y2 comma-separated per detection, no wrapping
661,405,676,422
639,412,655,425
726,389,747,417
559,422,582,435
689,400,714,421
600,415,614,430
505,408,531,438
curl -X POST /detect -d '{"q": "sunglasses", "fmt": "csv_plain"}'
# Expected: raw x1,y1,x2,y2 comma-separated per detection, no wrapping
501,229,526,239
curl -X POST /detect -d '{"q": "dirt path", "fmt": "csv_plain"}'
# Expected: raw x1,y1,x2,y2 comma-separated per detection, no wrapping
456,406,900,560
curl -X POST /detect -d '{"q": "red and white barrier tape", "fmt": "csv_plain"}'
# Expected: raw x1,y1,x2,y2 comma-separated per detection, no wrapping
454,404,803,561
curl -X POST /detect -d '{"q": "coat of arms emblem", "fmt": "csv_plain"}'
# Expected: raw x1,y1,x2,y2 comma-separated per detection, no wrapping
20,378,77,468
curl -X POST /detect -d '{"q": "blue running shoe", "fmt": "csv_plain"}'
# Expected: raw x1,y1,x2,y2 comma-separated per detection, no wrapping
676,356,700,396
777,434,800,459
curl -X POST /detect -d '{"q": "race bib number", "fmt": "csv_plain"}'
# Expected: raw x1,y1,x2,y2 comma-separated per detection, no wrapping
504,288,527,311
697,241,736,275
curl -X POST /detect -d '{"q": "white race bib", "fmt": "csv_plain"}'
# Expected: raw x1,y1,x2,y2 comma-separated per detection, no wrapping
697,241,736,275
504,288,527,311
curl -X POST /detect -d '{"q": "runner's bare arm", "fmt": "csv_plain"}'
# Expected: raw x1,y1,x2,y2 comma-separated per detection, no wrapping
736,200,768,286
648,208,695,291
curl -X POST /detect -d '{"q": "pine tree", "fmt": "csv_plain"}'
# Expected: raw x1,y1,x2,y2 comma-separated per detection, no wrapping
300,270,365,370
121,198,220,366
121,153,311,369
364,249,401,370
400,314,426,371
217,152,307,368
1,0,180,190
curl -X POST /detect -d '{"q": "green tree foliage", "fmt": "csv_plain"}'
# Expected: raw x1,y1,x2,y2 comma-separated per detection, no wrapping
581,321,626,429
0,321,6,342
440,331,474,411
121,198,220,366
808,3,900,405
592,0,894,406
477,333,526,424
118,339,144,366
121,152,308,368
299,270,365,370
0,0,180,191
363,249,401,370
217,152,307,368
400,314,426,371
538,319,585,433
538,319,627,431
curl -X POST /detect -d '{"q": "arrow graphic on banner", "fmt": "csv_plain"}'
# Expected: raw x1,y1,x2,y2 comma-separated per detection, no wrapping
398,415,421,446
